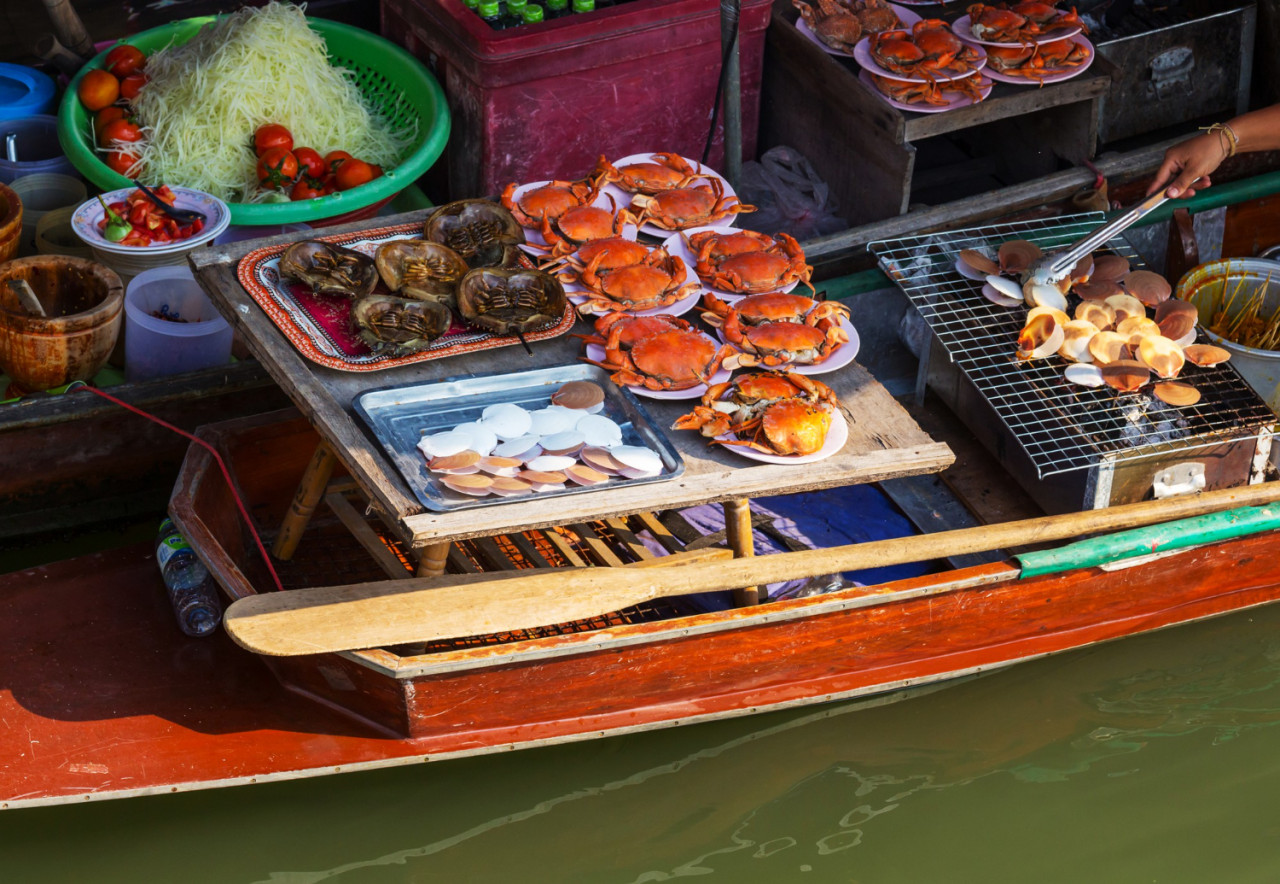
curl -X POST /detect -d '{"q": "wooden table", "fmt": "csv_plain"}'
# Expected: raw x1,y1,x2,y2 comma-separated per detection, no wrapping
189,211,953,602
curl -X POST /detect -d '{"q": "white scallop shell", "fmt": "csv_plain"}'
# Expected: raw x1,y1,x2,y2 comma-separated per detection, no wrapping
526,454,578,472
577,413,624,448
493,435,542,460
417,431,471,459
449,422,498,456
1064,363,1105,387
1025,283,1069,312
982,282,1024,308
528,407,579,436
480,403,533,440
540,430,585,454
610,445,662,474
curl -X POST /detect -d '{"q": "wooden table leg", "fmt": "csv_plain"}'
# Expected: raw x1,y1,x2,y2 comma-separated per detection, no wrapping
723,498,759,606
272,441,337,561
416,541,452,578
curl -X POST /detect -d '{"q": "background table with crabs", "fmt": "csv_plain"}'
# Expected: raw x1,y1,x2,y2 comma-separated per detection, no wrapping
190,210,953,604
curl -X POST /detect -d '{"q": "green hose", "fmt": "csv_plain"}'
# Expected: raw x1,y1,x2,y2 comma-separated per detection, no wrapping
1016,503,1280,579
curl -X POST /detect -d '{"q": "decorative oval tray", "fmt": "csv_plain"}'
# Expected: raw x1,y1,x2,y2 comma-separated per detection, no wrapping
237,222,576,372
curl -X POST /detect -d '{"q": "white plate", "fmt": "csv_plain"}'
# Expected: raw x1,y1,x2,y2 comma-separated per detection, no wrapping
717,409,849,464
600,153,740,238
859,69,992,113
794,4,920,58
563,244,703,317
662,226,804,298
950,12,1082,47
714,316,861,376
71,186,231,254
852,34,987,83
505,181,636,251
584,342,733,400
981,35,1095,85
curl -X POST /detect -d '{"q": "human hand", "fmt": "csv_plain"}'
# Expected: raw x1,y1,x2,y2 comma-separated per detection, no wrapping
1146,132,1225,199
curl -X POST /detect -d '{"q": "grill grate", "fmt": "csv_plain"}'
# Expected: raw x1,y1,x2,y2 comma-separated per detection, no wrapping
870,213,1276,478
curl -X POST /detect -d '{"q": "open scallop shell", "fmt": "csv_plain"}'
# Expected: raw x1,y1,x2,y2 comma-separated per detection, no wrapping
1087,330,1130,365
417,431,472,459
1122,269,1172,307
1058,320,1099,363
1024,282,1069,312
478,455,524,477
960,249,1001,277
1183,344,1231,367
551,381,606,413
1092,254,1131,283
441,474,494,496
428,450,482,474
1071,253,1095,283
1027,305,1069,328
579,446,624,475
1104,293,1147,325
488,476,535,497
1074,301,1115,330
610,445,663,475
1100,359,1151,393
1064,363,1105,387
1153,381,1201,407
577,413,624,448
1073,279,1123,301
566,463,611,486
1116,315,1161,346
1136,334,1185,379
1017,313,1064,360
1155,300,1198,342
982,280,1024,308
998,239,1042,274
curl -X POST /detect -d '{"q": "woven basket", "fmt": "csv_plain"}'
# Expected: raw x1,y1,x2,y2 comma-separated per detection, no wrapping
56,16,450,226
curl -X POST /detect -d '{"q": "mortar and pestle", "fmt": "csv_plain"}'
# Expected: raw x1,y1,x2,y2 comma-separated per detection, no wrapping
0,255,122,392
0,180,22,262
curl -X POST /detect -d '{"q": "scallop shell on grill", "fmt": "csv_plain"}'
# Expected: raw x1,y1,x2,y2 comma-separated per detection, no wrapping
1074,301,1115,330
1071,253,1095,283
1136,334,1185,379
1027,305,1069,328
998,239,1042,274
1105,293,1147,325
1017,313,1064,360
960,249,1001,277
1183,343,1231,367
1100,359,1151,393
1153,381,1201,407
983,275,1024,307
1122,269,1172,307
1064,363,1105,387
1023,281,1069,312
1116,315,1161,346
1087,330,1130,364
1073,279,1123,301
1058,319,1099,363
1155,299,1198,342
1092,254,1131,283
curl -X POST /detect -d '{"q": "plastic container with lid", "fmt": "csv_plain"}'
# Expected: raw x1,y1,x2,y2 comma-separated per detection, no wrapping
0,115,77,184
0,65,57,122
123,266,234,382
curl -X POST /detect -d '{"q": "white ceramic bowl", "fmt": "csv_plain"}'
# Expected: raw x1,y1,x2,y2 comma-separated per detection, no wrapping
70,186,231,279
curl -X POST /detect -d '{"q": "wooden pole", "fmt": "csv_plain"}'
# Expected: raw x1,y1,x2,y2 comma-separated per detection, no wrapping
723,498,758,606
719,0,742,187
225,482,1280,656
272,441,337,561
40,0,95,61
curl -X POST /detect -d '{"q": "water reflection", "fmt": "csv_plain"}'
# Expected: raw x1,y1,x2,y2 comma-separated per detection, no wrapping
6,605,1280,883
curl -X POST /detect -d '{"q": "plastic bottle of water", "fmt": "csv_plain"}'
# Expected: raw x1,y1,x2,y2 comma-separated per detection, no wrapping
156,517,222,637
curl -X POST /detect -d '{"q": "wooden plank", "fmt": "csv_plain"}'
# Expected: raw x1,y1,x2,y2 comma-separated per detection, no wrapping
902,72,1109,142
878,474,1005,569
631,512,684,554
505,531,554,569
323,489,410,580
568,523,627,566
471,537,521,571
604,517,654,560
446,544,480,574
537,528,588,567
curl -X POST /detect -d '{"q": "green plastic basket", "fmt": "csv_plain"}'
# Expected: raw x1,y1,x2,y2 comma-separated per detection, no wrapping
57,16,450,226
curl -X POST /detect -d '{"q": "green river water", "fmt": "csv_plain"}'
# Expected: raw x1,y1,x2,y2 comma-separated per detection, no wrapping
4,598,1280,882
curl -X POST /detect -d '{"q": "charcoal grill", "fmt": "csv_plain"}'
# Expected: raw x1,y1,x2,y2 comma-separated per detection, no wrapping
871,213,1276,514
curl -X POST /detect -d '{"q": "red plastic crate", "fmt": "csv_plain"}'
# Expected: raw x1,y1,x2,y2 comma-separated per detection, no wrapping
380,0,772,200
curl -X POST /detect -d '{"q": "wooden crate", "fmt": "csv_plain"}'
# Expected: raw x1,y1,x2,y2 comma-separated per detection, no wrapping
759,1,1112,227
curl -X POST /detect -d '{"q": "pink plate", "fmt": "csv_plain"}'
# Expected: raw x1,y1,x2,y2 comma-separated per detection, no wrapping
950,12,1082,47
598,153,740,238
661,227,805,299
583,342,733,400
982,35,1095,85
859,69,992,113
716,410,849,464
852,35,987,83
794,4,921,57
713,316,861,376
505,180,636,251
562,241,703,318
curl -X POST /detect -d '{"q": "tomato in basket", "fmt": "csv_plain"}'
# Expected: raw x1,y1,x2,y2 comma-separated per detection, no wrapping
104,44,146,78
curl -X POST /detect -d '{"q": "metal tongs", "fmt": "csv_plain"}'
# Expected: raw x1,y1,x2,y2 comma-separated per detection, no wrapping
130,179,207,224
1024,189,1169,288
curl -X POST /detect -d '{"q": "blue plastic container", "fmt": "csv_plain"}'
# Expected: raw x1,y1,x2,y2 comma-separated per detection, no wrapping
0,64,56,120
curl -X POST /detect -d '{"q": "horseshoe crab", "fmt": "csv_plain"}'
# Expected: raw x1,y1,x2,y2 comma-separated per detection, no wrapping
374,240,468,309
278,240,378,298
456,267,568,336
423,199,526,268
351,294,453,356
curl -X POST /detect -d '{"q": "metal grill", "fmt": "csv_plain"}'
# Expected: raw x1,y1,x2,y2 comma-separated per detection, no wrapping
870,213,1276,478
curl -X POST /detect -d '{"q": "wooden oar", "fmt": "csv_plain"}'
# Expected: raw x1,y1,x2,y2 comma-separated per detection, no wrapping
224,483,1280,657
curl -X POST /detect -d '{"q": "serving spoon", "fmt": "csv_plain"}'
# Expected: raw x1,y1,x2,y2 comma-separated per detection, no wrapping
130,179,207,224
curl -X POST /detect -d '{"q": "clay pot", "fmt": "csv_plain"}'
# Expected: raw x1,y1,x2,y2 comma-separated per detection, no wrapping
0,182,22,263
0,256,123,391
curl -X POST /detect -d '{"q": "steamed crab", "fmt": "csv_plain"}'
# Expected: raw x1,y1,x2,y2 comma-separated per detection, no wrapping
547,236,652,282
535,198,634,258
870,25,981,79
870,72,987,106
792,0,864,53
701,292,850,367
986,37,1089,79
592,153,702,195
500,176,602,228
585,325,734,391
573,245,700,314
575,311,699,350
966,2,1083,43
687,230,815,294
629,178,755,231
673,370,839,457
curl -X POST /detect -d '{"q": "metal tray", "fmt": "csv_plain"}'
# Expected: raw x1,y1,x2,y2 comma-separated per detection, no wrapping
353,363,685,512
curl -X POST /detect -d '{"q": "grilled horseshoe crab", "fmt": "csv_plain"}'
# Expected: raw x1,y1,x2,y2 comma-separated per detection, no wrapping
351,294,453,356
278,240,378,298
456,267,567,336
423,199,525,268
374,240,468,309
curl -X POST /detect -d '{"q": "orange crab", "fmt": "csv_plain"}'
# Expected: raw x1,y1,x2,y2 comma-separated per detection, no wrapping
575,311,698,350
1011,0,1087,31
673,370,837,439
585,326,734,391
849,0,903,35
501,177,601,228
966,3,1038,42
574,245,699,314
701,292,850,367
911,19,983,74
535,198,634,258
592,152,702,195
986,37,1087,79
691,231,815,294
630,178,755,231
792,0,864,53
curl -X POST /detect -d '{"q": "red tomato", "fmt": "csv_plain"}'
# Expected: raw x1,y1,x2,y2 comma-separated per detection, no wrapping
290,177,329,201
253,124,293,156
334,158,375,191
119,73,148,101
323,150,354,171
103,150,140,176
256,147,299,190
104,44,146,78
78,70,120,112
292,147,326,180
99,118,143,147
95,106,128,130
